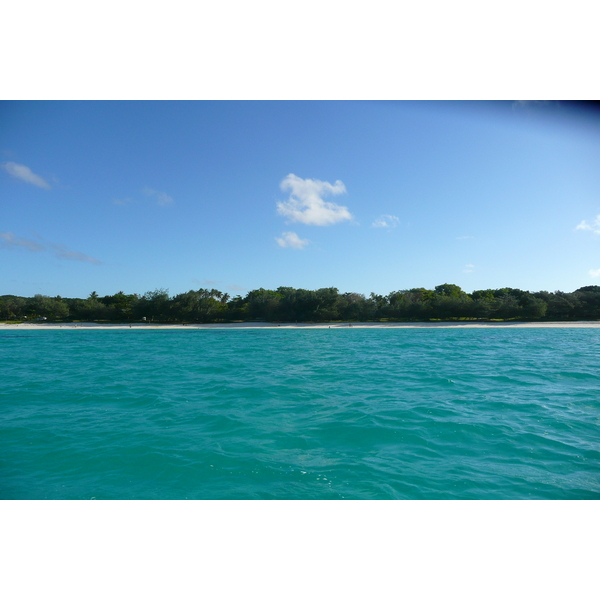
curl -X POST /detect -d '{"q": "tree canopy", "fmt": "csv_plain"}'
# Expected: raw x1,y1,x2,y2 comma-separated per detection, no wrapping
2,284,600,323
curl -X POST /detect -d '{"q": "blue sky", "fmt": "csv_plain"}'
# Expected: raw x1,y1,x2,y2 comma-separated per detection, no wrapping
1,101,599,299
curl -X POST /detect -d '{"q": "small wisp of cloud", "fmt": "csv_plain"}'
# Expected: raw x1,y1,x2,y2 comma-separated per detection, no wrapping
112,197,134,206
0,231,45,252
576,215,600,235
1,231,101,264
276,231,309,249
143,187,174,206
1,162,51,189
589,269,600,278
50,243,101,264
277,174,352,226
371,214,400,229
463,264,475,273
192,278,223,286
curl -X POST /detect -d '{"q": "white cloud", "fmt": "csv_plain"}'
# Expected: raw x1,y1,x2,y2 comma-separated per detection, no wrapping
463,264,475,273
589,269,600,278
0,231,101,264
576,215,600,234
143,187,174,206
276,231,309,249
276,173,351,226
1,162,51,189
371,214,399,228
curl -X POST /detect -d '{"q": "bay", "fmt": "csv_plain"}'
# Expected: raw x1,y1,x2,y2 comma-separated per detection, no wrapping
1,328,599,499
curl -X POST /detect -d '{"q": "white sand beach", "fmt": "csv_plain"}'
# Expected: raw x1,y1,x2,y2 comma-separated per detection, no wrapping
2,321,600,330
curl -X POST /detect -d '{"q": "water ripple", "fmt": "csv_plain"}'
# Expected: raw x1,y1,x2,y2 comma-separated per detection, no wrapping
1,328,599,499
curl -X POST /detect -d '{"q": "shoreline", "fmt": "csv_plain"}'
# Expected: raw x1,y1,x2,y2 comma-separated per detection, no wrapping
2,321,600,330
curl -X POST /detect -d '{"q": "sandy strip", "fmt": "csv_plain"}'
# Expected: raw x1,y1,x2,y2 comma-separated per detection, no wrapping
1,321,600,330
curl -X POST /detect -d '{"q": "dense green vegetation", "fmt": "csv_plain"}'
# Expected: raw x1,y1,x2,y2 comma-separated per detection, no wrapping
2,284,600,323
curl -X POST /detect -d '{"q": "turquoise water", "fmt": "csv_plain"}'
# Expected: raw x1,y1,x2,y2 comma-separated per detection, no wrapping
1,328,599,499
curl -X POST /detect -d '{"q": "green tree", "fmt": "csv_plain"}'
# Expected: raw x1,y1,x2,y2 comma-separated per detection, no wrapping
337,292,369,321
543,291,578,320
171,289,224,322
573,286,600,319
434,283,466,298
225,295,248,320
519,293,547,319
431,295,473,319
470,289,496,302
26,295,69,320
491,294,520,320
135,289,171,322
246,288,283,320
0,296,26,320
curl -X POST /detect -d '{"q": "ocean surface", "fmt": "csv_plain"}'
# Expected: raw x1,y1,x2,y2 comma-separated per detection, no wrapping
1,328,599,499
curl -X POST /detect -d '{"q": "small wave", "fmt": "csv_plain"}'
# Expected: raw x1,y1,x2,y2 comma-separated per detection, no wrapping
2,328,599,499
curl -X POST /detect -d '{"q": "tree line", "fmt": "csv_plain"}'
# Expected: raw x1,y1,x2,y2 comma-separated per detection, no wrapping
1,284,600,323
